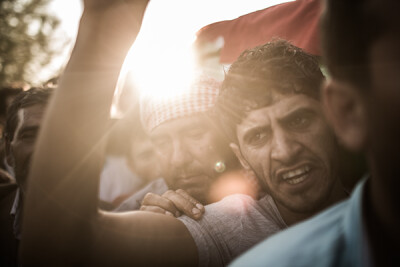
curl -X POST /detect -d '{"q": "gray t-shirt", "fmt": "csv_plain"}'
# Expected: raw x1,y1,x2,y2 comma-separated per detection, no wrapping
178,193,286,267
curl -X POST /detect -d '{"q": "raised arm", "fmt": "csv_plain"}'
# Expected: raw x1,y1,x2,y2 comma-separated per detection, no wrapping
20,1,197,265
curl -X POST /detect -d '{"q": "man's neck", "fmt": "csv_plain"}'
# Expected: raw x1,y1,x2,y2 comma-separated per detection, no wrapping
278,180,348,226
277,205,310,226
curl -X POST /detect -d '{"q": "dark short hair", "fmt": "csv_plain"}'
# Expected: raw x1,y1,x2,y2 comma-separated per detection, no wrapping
3,87,53,143
215,39,324,142
321,0,400,90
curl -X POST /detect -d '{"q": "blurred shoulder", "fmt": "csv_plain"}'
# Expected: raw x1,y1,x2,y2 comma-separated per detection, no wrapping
231,199,350,267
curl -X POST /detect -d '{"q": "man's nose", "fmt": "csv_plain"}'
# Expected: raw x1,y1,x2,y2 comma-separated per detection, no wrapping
270,129,301,164
170,140,191,168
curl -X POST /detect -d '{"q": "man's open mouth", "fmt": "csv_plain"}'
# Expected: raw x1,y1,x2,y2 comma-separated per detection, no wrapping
281,165,311,185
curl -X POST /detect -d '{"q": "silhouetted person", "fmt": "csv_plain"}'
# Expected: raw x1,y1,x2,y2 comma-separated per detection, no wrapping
0,88,52,266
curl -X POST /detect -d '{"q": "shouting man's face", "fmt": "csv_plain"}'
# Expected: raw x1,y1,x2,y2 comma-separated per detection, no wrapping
233,93,340,214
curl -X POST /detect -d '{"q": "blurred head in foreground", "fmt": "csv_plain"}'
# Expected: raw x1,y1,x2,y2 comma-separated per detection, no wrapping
321,0,400,263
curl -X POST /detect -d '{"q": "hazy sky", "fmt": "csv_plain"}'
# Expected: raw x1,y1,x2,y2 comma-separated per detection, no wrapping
44,0,293,93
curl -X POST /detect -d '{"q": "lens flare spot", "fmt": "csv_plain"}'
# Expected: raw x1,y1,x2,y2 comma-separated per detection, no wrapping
208,170,259,202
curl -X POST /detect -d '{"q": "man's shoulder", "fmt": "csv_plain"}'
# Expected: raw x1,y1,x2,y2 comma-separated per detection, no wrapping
180,193,283,227
178,194,285,267
178,193,285,250
178,194,257,226
207,193,284,221
231,199,350,267
194,194,279,223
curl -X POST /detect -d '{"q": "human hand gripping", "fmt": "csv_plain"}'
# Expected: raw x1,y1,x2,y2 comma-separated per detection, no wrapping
141,189,206,220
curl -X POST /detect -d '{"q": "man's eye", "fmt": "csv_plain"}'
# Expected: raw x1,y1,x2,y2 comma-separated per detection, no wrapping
153,139,170,152
248,131,268,145
288,115,310,129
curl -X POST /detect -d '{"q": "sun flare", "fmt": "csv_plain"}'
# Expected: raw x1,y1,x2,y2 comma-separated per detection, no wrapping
124,37,197,100
111,35,198,118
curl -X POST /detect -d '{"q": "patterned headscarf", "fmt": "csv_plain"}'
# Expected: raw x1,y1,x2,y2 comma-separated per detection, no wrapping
140,74,221,133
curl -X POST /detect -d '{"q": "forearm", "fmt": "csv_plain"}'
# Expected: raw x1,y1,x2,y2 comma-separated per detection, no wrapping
20,1,149,264
90,211,198,266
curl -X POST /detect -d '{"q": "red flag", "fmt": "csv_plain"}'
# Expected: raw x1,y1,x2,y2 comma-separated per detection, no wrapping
195,0,321,64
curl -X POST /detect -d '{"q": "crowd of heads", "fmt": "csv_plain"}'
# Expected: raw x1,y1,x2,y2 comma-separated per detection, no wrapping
0,40,362,229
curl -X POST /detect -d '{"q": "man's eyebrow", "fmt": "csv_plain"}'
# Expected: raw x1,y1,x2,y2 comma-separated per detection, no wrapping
278,107,317,123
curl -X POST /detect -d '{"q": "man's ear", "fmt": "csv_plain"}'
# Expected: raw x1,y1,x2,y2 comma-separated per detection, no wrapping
4,140,15,168
230,143,251,171
322,79,368,152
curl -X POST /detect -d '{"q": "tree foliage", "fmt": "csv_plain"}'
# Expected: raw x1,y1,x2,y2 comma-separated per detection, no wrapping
0,0,61,87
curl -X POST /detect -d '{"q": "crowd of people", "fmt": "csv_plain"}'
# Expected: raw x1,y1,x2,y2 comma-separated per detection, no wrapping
0,0,399,266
